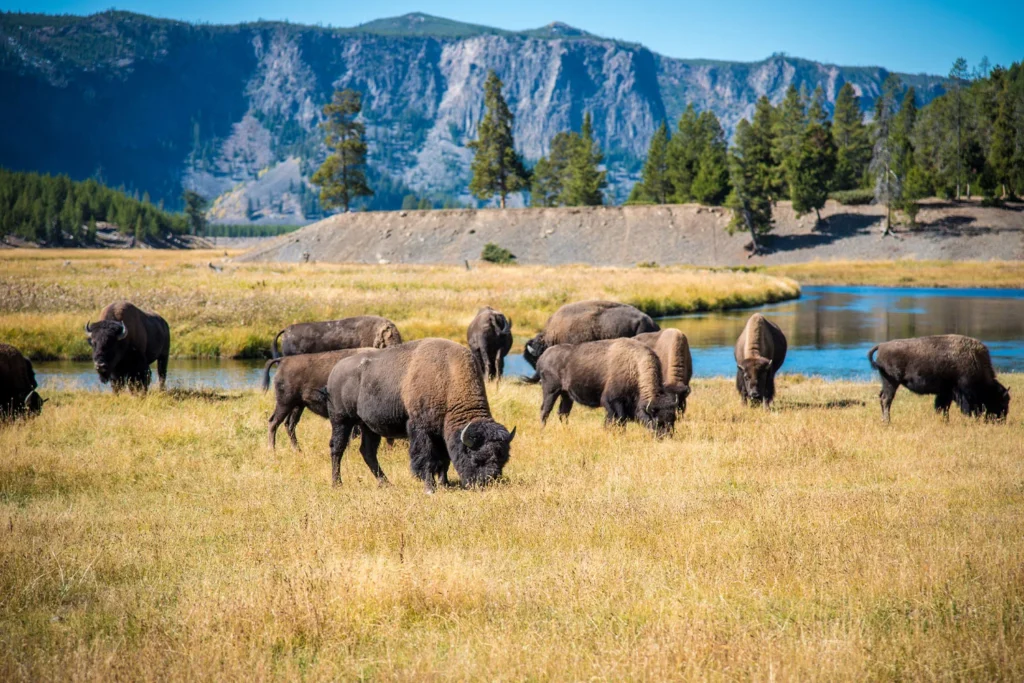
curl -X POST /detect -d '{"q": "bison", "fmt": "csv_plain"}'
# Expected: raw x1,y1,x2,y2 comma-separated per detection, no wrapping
467,306,513,381
271,316,402,358
262,348,374,450
85,301,170,392
868,335,1010,422
323,338,515,491
635,328,693,414
523,300,659,374
734,313,787,406
0,343,44,419
535,338,686,436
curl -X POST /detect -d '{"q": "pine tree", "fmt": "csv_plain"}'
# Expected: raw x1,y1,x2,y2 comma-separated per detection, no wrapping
727,115,775,254
870,75,902,235
666,105,700,201
182,190,208,236
808,86,829,126
772,84,808,198
311,89,373,212
531,131,577,206
832,83,872,190
690,111,731,205
789,121,837,225
948,57,970,199
989,77,1017,197
468,71,529,208
632,120,672,203
562,112,606,206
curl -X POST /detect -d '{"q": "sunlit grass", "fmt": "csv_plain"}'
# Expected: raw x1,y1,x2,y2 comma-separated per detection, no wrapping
1,376,1022,679
765,259,1024,288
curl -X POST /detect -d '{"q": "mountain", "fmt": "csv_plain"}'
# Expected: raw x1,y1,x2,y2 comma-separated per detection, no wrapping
0,10,947,220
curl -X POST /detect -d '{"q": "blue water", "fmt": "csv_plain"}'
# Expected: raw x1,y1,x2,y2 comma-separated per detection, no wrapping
34,286,1024,389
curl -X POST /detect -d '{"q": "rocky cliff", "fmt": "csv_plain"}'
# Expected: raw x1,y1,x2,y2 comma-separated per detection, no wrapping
1,11,946,218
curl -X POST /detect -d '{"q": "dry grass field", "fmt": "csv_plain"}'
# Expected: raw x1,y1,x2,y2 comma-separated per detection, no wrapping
2,376,1023,680
0,249,799,360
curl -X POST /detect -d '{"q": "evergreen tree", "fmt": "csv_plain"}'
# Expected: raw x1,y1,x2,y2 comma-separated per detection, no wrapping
532,131,576,206
790,121,837,225
727,116,775,254
468,71,529,208
772,84,808,198
948,57,970,199
311,89,373,212
832,82,872,190
562,112,606,206
690,111,731,205
870,75,902,235
632,120,672,203
989,76,1017,197
666,105,700,201
183,190,208,236
808,85,829,126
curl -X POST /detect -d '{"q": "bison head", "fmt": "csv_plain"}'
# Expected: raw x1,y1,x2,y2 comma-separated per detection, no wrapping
85,320,129,383
984,382,1010,421
639,392,679,437
737,358,772,402
450,419,516,487
666,382,691,415
24,390,44,415
523,335,547,369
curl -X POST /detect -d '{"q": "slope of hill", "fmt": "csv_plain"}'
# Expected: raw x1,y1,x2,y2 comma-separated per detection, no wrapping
1,11,947,216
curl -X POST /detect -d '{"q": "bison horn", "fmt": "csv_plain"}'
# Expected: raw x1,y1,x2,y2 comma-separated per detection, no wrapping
460,422,476,448
117,322,128,340
85,321,92,334
645,399,653,413
507,425,516,442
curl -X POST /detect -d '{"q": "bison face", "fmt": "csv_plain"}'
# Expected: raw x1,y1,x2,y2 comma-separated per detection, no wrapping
737,358,772,402
984,383,1010,421
86,320,129,382
451,420,516,487
665,383,691,415
25,390,44,415
523,336,547,369
641,393,678,437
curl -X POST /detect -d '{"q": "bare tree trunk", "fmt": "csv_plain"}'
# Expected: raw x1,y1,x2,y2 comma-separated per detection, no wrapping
499,194,506,209
740,207,763,256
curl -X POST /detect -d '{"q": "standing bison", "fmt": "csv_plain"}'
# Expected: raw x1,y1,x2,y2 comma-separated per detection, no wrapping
0,343,44,419
467,306,513,380
869,335,1010,422
734,313,787,406
324,338,515,491
272,316,401,358
536,338,686,436
635,329,693,414
86,302,170,392
262,348,374,450
523,300,659,374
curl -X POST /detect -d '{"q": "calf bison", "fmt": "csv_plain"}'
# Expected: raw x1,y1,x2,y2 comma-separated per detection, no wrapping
635,329,693,414
536,338,686,436
263,349,374,450
523,300,659,374
85,301,170,392
0,343,44,419
734,313,787,406
272,316,402,358
467,306,513,380
324,338,515,491
869,335,1010,422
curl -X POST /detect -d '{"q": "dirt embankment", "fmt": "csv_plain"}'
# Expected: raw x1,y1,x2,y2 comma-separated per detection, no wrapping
237,199,1024,266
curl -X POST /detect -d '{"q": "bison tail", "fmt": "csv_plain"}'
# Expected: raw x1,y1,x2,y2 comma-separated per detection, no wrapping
867,345,881,370
519,371,541,384
261,358,282,392
271,330,285,359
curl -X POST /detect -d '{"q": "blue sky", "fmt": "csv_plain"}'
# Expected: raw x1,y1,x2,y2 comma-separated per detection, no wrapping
6,0,1023,75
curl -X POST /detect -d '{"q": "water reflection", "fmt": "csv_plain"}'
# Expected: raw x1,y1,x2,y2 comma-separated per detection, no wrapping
36,358,267,391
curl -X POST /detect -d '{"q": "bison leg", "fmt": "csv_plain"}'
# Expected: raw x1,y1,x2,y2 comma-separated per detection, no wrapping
764,371,777,408
539,384,561,425
285,405,304,451
878,373,899,423
496,352,505,379
157,353,168,391
329,420,356,486
735,369,748,405
601,396,627,428
267,403,292,450
934,391,953,420
408,425,446,493
357,429,389,486
557,393,574,422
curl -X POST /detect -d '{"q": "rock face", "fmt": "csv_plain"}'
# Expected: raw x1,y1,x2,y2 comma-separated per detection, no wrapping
1,11,946,216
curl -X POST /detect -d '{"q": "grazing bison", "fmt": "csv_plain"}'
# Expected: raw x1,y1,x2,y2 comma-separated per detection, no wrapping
85,301,170,392
324,338,515,491
536,338,686,436
263,349,374,450
734,313,787,406
868,335,1010,422
0,343,44,419
635,329,693,414
272,316,402,358
523,301,659,374
467,306,513,380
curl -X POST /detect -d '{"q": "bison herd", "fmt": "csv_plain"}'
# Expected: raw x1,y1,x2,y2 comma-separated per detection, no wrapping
0,298,1012,490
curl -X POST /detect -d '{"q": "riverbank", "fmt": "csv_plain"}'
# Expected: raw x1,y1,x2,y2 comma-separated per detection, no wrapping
0,250,798,360
2,376,1022,679
765,259,1024,288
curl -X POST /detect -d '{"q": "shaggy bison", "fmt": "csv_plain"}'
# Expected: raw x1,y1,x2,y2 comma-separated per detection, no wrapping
324,338,515,491
734,313,787,406
536,338,686,436
635,329,693,414
869,335,1010,422
272,316,401,358
85,301,170,392
467,306,513,380
523,301,659,373
0,343,44,419
262,349,374,450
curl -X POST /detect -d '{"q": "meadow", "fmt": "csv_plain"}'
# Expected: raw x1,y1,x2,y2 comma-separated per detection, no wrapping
0,250,800,360
1,376,1022,680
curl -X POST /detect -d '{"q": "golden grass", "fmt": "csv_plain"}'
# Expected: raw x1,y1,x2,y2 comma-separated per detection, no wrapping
0,249,799,360
765,259,1024,288
2,376,1023,680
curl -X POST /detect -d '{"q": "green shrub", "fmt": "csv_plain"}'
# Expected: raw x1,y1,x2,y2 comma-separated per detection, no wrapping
828,189,875,206
481,243,516,264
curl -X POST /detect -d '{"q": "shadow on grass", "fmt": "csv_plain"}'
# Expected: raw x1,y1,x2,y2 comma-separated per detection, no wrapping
162,388,240,403
777,398,867,410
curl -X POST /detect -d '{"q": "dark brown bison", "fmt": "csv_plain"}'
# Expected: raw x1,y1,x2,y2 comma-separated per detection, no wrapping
523,300,659,374
85,301,170,392
467,306,513,380
734,313,787,406
0,343,44,419
262,349,374,450
323,338,515,491
535,338,686,436
869,335,1010,422
271,316,402,358
635,328,693,414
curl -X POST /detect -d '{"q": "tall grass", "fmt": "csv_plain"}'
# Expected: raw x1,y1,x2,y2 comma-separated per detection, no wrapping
0,250,799,359
1,376,1022,679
